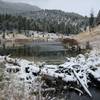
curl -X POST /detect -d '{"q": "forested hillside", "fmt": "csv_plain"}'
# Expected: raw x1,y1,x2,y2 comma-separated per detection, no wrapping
20,10,88,34
0,0,89,34
0,12,88,34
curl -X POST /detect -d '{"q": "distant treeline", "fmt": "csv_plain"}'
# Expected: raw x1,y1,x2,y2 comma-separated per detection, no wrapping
0,10,100,34
89,10,100,28
0,13,86,35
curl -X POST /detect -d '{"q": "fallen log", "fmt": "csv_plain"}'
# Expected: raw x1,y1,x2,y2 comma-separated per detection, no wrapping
72,69,92,98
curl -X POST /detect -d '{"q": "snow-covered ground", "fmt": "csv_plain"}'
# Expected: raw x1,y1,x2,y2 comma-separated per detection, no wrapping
0,50,100,97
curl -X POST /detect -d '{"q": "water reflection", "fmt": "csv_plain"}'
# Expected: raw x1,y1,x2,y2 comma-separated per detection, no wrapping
0,41,84,64
0,42,66,64
0,42,64,55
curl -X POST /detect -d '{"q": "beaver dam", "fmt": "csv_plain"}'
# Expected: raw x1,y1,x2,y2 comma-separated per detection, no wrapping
0,50,100,100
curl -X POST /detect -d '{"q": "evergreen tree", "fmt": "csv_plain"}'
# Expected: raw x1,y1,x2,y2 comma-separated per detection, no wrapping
0,13,87,34
96,10,100,25
89,12,94,28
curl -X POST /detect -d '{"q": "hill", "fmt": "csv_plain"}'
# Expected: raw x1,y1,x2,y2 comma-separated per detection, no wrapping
0,0,41,14
0,1,88,34
21,9,88,34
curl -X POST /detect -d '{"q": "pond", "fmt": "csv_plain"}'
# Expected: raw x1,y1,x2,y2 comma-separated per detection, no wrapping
46,87,100,100
0,41,80,64
65,87,100,100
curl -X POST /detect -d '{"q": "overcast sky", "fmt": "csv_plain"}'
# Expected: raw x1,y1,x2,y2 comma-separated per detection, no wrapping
3,0,100,16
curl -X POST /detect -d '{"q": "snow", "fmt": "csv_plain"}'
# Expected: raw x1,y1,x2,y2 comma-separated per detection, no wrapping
87,67,100,80
1,50,100,84
0,56,5,63
72,69,92,97
0,50,100,97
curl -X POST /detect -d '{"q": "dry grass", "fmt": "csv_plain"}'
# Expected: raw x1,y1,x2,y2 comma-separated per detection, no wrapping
73,25,100,50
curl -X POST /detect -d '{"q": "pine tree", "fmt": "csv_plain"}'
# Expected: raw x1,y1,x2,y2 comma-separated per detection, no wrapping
96,10,100,25
89,12,94,28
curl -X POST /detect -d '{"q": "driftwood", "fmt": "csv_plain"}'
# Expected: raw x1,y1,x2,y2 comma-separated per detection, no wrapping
69,87,83,94
72,69,92,97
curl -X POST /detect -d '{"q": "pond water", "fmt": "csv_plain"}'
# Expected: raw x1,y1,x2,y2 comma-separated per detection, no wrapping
48,87,100,100
0,41,79,64
64,87,100,100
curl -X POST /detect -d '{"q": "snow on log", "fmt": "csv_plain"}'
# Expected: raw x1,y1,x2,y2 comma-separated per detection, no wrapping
72,69,92,97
